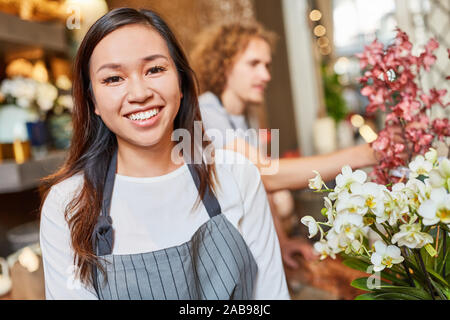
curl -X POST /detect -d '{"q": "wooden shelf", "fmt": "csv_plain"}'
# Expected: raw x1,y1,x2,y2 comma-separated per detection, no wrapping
0,11,69,55
0,150,67,193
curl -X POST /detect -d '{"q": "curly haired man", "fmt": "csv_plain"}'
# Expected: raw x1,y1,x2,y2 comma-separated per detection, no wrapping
190,22,378,269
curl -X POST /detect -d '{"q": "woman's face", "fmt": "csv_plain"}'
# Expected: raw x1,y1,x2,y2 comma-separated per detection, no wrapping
89,24,182,149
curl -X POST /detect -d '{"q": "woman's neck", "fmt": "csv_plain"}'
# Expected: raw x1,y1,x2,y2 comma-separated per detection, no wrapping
116,135,183,178
220,89,246,116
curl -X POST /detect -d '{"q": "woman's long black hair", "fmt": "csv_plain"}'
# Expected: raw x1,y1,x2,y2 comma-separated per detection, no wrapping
39,7,216,286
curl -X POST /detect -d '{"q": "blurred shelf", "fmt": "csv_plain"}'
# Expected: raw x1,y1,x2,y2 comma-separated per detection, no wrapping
0,11,69,55
0,150,67,194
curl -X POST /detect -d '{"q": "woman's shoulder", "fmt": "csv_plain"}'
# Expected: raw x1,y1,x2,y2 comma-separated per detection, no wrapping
42,172,84,217
51,172,85,198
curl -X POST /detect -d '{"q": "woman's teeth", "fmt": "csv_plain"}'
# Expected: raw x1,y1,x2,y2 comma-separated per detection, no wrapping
127,108,160,121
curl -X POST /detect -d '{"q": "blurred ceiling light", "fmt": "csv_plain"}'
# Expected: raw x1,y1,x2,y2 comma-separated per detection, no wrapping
359,124,378,143
314,25,327,37
18,247,40,273
320,46,331,55
6,59,34,78
56,75,72,90
31,60,49,83
334,56,350,74
350,114,365,128
309,10,322,21
317,36,329,48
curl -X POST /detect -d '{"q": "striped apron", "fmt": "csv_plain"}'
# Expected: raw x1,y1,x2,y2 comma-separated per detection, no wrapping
91,149,258,300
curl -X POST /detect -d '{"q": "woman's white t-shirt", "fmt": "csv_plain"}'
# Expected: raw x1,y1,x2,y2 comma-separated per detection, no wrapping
39,149,290,300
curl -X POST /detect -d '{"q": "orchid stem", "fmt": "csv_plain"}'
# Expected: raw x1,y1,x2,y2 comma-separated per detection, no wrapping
400,248,415,287
370,224,390,245
443,231,447,280
414,250,435,300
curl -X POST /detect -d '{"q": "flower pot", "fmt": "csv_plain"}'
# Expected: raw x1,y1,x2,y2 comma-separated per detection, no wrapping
0,104,31,143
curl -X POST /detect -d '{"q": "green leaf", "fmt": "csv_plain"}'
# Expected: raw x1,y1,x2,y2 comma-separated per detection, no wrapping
351,277,374,291
375,285,432,300
342,258,371,274
342,257,408,285
372,292,421,300
354,293,377,300
426,267,448,287
379,270,409,286
413,279,423,289
437,237,450,275
429,279,448,300
443,287,450,299
350,277,392,292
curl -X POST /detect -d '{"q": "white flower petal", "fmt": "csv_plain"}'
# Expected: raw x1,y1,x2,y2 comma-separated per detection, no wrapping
353,170,367,184
385,245,402,258
374,240,387,254
418,200,437,220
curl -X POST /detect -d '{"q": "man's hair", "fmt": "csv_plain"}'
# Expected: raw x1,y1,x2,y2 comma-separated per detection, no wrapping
190,21,277,97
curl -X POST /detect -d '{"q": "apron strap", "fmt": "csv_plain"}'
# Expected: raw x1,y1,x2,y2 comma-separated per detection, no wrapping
92,148,117,257
187,164,222,218
92,148,222,257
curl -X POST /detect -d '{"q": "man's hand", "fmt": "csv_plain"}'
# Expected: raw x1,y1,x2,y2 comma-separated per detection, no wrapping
279,237,318,269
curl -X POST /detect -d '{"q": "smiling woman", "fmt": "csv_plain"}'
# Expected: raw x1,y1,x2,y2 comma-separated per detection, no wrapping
89,23,184,176
37,7,289,300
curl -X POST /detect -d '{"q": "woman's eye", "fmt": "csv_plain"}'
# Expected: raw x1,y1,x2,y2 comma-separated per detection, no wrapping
102,76,122,84
101,66,165,84
146,66,166,75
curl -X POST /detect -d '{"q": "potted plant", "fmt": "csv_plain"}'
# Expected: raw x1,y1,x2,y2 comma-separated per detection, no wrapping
0,76,61,158
302,29,449,300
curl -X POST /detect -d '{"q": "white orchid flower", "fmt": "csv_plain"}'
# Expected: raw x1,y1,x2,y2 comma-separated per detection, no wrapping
351,182,386,216
335,165,367,192
429,158,450,190
379,186,410,226
328,190,339,201
405,178,431,210
424,148,437,164
313,240,335,260
391,223,434,249
370,240,404,272
409,155,433,179
350,239,365,255
335,190,368,216
333,213,364,240
324,197,335,224
392,182,408,192
301,216,319,238
308,170,326,191
325,229,349,254
417,187,450,225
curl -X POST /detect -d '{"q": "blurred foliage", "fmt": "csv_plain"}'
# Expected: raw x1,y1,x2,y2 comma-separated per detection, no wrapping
321,63,348,123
